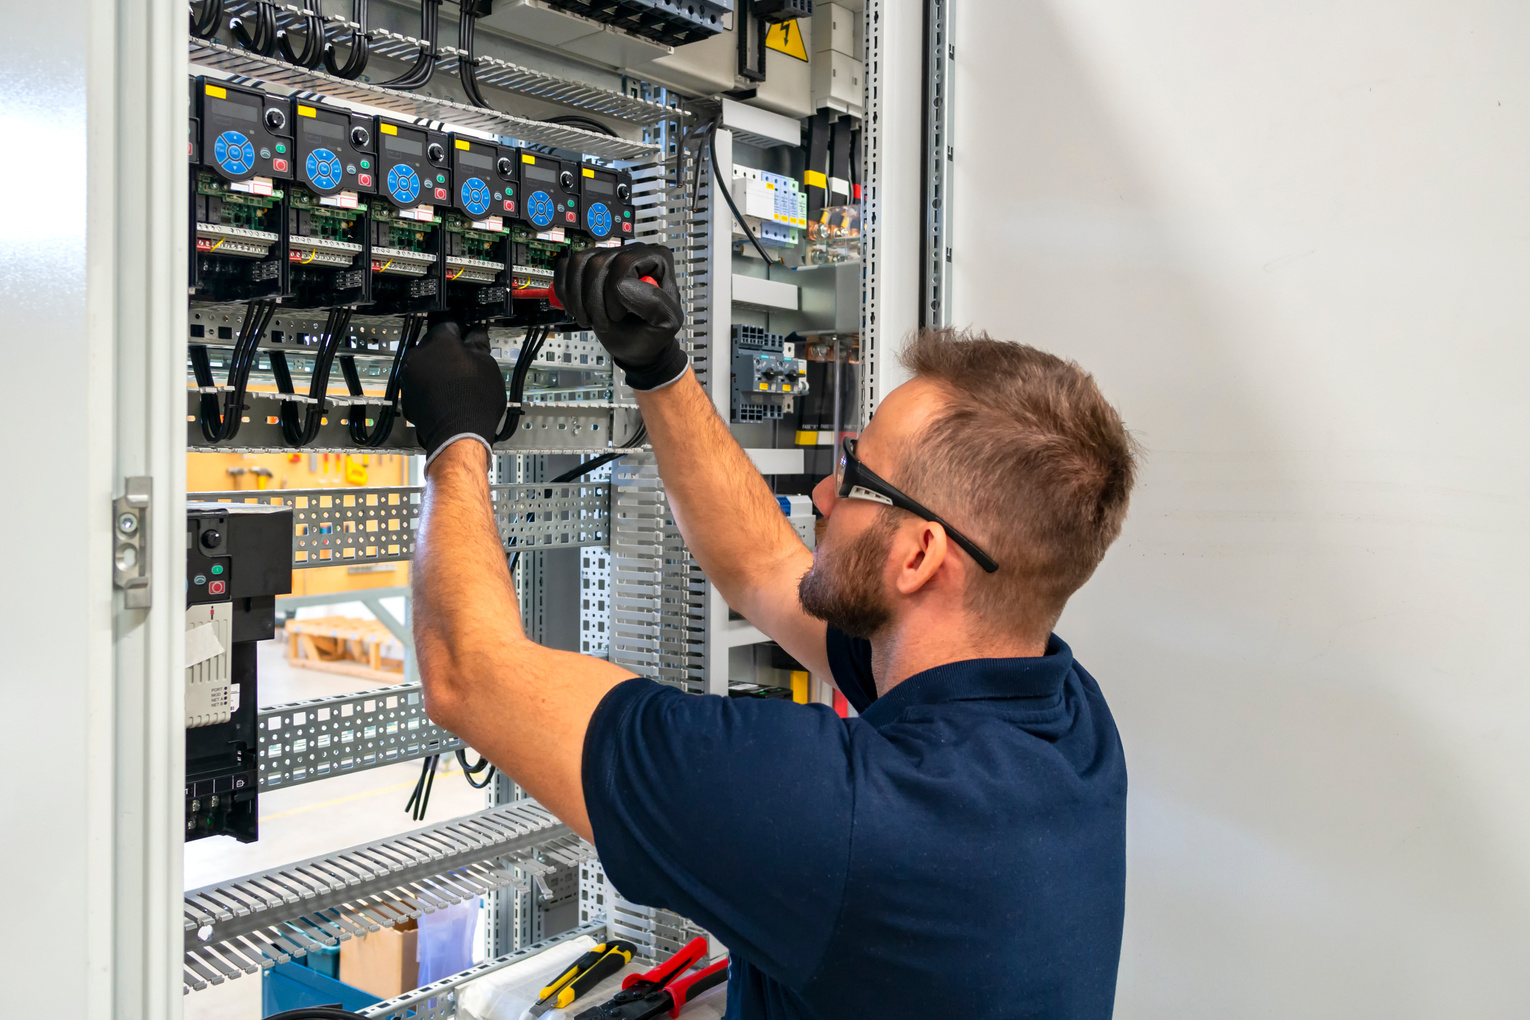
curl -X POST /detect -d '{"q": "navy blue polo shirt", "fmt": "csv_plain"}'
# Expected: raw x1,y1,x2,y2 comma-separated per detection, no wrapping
581,630,1126,1019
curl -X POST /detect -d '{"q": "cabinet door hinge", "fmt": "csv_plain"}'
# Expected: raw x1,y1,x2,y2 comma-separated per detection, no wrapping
113,477,152,608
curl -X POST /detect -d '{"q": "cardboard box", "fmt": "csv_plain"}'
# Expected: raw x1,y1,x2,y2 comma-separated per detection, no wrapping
340,918,418,999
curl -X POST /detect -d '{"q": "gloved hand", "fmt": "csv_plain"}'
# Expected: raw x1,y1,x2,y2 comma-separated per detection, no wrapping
400,317,507,466
553,243,688,390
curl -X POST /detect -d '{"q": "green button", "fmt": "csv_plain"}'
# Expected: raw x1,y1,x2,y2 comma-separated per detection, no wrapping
211,564,224,575
567,199,575,208
275,143,286,154
437,174,446,184
360,159,370,169
624,210,631,217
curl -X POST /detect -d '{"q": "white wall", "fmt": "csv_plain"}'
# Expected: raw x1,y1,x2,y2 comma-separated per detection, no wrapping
951,3,1530,1016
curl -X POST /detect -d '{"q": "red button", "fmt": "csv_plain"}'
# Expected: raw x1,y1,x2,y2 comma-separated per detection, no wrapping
504,200,515,212
273,158,288,172
622,221,632,232
358,173,372,186
565,211,576,222
435,187,448,200
208,580,226,595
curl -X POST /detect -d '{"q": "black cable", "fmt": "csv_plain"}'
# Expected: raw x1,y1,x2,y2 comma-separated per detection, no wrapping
190,300,275,444
269,306,353,448
378,0,443,90
456,748,497,789
232,0,278,56
405,754,439,821
541,115,617,137
266,1009,372,1020
548,421,648,483
277,4,327,68
494,324,550,443
324,0,371,79
341,314,425,447
707,116,778,264
190,0,224,40
457,6,493,109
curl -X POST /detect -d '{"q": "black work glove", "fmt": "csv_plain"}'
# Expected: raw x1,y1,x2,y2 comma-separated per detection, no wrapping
553,243,688,390
400,318,507,466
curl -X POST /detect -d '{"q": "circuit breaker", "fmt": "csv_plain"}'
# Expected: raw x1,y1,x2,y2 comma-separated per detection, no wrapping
731,324,808,422
184,502,292,844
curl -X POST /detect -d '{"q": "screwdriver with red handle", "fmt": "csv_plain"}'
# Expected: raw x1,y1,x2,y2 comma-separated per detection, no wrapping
513,275,660,310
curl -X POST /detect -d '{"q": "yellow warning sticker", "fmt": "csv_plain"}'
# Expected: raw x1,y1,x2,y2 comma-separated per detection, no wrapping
205,83,227,99
298,105,316,118
766,19,808,62
522,153,536,164
380,123,398,135
582,167,595,177
456,139,471,150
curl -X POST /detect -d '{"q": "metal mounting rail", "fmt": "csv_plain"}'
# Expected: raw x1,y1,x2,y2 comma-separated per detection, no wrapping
360,919,608,1020
182,802,589,994
190,39,658,160
185,390,644,454
257,682,460,791
191,481,611,569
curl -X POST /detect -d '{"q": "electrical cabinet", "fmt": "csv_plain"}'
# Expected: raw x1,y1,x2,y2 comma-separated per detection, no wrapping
5,0,903,1014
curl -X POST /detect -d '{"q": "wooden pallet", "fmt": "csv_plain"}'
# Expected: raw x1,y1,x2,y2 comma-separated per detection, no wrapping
285,616,406,683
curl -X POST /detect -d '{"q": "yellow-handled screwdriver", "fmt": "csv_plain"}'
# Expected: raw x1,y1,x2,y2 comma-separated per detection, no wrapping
524,940,637,1018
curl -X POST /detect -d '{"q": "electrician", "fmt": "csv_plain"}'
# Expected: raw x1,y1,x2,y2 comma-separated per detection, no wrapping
400,244,1137,1019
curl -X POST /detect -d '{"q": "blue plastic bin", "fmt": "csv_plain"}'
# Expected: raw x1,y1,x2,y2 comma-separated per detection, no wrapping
262,958,381,1016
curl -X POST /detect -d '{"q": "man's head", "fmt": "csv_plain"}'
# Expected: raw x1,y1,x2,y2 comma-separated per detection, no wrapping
799,328,1138,646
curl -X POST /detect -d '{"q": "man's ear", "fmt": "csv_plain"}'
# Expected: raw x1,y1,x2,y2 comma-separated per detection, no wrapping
893,520,949,596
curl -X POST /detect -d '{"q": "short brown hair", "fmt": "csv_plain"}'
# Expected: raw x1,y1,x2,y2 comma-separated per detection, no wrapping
895,328,1137,642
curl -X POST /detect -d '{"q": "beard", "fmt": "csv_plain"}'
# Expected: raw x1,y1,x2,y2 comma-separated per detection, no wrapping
798,514,895,639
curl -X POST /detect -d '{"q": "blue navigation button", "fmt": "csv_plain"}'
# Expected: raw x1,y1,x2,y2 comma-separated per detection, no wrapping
387,164,421,205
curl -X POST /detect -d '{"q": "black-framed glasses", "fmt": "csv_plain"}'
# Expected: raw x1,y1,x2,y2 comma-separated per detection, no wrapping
835,437,1000,573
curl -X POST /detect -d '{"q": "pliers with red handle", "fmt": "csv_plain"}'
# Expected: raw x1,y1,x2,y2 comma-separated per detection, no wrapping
573,936,728,1020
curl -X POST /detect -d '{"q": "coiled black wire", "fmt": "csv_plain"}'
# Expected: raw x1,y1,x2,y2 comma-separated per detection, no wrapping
457,749,496,789
324,0,371,78
190,0,224,40
189,300,276,444
276,3,327,68
378,0,443,90
267,306,353,448
339,314,426,447
232,0,278,56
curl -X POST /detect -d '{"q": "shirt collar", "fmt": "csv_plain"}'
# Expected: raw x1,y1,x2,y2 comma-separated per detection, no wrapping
858,634,1074,727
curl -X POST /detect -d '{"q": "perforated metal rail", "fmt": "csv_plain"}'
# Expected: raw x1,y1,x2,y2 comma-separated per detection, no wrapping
191,481,611,568
257,682,458,790
182,802,589,994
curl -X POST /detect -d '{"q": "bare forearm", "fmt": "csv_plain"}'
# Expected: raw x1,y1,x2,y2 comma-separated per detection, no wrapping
635,370,809,607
